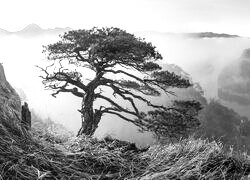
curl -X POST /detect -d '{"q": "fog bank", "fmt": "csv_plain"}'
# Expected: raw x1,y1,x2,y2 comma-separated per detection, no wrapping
1,31,250,145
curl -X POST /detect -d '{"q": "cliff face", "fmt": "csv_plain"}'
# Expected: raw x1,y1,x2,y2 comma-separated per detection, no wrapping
0,63,6,82
0,63,23,136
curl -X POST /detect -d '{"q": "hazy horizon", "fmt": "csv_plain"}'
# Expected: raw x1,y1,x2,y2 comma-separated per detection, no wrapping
2,0,250,36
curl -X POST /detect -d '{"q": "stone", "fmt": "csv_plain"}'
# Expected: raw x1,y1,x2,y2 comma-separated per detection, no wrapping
21,102,31,130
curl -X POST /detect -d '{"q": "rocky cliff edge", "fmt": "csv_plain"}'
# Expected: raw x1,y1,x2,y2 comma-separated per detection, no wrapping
0,63,25,137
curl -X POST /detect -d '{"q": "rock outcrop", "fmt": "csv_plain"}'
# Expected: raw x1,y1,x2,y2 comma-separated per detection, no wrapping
0,63,25,137
21,102,31,130
0,63,6,82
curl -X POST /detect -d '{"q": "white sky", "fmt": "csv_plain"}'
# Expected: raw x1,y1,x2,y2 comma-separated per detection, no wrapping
1,0,250,36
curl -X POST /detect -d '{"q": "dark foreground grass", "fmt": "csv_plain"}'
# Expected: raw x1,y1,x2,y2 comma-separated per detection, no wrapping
0,124,250,180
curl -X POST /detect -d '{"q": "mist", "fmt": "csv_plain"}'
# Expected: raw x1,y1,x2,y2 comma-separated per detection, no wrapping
136,32,250,98
1,30,250,146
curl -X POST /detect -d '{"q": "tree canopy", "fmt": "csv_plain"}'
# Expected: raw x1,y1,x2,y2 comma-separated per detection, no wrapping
38,27,199,137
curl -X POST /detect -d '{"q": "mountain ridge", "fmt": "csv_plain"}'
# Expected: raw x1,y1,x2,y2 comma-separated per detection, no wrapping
0,23,71,37
136,31,241,38
0,24,243,38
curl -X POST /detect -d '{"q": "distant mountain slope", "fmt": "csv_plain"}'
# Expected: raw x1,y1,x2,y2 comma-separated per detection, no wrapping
137,31,241,39
218,48,250,106
0,28,11,36
187,32,239,38
0,24,71,37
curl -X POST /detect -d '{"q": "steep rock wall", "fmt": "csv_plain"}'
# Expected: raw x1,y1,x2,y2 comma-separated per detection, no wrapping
0,63,24,136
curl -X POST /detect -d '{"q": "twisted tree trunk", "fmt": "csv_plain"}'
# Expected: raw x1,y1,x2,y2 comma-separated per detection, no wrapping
77,92,102,136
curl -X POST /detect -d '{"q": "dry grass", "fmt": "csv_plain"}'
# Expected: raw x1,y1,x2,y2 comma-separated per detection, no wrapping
139,139,250,179
0,123,250,180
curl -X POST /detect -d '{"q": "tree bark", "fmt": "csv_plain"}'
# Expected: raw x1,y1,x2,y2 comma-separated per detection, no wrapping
77,92,102,136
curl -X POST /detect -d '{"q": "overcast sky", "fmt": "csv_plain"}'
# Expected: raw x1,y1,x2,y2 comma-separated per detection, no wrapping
1,0,250,36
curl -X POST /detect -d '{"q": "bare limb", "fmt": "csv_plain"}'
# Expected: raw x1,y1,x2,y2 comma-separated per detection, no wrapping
95,94,138,117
